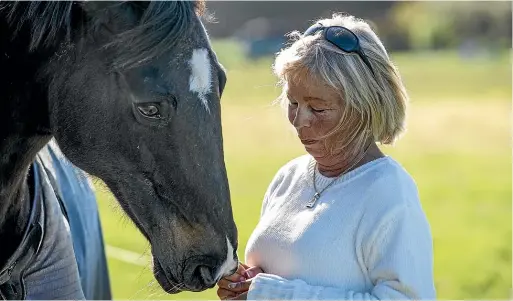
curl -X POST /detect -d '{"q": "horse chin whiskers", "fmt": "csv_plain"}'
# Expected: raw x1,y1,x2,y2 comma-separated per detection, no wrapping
152,257,185,294
166,282,185,294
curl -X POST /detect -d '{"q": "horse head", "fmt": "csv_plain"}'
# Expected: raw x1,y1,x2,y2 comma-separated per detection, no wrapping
1,1,238,293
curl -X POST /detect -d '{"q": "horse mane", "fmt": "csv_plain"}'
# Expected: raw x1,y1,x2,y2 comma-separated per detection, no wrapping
1,1,206,68
1,1,75,50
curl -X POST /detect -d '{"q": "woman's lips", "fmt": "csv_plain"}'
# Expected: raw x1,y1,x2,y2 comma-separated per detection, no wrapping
300,139,317,145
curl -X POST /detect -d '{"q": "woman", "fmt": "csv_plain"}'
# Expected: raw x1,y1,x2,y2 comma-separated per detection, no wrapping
217,13,436,300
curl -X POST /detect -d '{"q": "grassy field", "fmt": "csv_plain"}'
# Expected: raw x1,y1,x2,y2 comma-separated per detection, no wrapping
94,40,511,300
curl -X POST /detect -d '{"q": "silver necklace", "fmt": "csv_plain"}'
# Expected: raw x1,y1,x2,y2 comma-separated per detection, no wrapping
306,144,372,208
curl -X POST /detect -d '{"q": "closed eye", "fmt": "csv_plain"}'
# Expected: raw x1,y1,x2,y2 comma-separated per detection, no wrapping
311,107,326,113
286,94,298,107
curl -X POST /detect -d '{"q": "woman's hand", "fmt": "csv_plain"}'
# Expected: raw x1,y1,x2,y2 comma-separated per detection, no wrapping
217,263,247,300
229,291,248,300
216,263,264,300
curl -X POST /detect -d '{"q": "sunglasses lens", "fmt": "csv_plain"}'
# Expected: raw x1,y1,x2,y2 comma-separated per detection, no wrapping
303,24,324,36
326,27,359,52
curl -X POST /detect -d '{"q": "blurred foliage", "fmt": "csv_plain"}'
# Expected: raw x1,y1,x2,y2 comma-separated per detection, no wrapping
204,2,511,53
388,2,511,51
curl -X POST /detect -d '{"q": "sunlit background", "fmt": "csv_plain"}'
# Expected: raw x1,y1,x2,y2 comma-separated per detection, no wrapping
94,1,512,299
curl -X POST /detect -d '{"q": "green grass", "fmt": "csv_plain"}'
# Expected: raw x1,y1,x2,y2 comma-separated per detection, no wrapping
95,40,512,299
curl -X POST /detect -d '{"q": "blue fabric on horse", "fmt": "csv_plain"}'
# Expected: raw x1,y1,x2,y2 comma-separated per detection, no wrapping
22,153,84,299
30,142,112,300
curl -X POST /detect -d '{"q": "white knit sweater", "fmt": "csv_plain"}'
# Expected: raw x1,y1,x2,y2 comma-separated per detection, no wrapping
245,155,436,300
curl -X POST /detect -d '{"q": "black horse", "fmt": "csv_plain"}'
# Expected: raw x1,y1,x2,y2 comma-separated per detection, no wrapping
0,0,238,297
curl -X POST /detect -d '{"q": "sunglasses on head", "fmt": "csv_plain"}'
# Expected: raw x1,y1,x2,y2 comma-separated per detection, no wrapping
303,24,375,76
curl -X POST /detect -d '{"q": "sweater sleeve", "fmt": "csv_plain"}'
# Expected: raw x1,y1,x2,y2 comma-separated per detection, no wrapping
246,205,436,300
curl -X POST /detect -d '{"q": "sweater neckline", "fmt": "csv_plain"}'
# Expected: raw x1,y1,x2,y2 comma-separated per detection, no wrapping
308,155,390,189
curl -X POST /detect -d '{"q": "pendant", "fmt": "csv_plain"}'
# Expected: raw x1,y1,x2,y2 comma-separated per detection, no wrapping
306,192,320,208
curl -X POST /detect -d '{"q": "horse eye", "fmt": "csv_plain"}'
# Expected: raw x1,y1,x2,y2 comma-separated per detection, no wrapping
137,104,161,118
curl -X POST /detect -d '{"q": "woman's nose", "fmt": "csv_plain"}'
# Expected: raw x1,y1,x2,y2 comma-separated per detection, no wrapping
293,106,311,129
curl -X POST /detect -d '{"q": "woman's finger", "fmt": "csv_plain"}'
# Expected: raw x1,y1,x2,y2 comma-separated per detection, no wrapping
235,263,248,277
226,279,252,292
222,263,247,281
217,278,231,289
217,288,237,300
243,266,264,279
217,278,247,292
229,292,248,300
221,271,245,283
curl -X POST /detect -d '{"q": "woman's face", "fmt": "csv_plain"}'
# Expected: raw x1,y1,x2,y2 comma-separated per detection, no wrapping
286,78,343,159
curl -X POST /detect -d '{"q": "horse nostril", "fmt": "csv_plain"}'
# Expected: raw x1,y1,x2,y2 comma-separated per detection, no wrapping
197,265,216,286
188,264,216,289
184,259,218,291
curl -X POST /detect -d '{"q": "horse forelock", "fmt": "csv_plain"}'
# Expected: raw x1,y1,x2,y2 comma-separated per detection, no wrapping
2,1,207,69
110,0,205,69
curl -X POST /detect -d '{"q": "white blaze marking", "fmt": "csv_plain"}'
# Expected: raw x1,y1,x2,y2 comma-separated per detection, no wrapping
216,237,238,281
188,48,212,112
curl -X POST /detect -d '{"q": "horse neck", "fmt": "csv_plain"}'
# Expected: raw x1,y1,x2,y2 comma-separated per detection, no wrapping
0,126,51,265
0,41,52,264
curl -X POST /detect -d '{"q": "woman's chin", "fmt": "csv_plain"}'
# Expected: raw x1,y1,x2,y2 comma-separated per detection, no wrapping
304,145,334,161
303,145,324,157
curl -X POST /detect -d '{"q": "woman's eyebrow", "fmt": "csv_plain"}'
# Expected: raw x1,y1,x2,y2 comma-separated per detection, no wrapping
304,96,328,103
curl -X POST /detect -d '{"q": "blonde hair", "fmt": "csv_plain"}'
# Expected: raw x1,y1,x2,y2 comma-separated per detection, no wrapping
273,13,408,155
